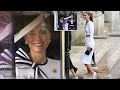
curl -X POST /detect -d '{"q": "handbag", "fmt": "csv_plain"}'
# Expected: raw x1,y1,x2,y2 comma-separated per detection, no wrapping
85,47,92,55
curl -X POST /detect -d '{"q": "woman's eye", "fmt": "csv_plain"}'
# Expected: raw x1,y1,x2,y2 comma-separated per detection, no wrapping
28,32,36,35
40,31,47,34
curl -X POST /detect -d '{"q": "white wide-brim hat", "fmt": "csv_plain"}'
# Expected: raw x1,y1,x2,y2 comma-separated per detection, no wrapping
14,11,51,43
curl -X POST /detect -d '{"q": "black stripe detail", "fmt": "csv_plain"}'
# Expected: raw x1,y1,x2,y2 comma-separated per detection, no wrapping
33,64,43,79
17,49,28,59
15,62,32,66
33,65,36,79
37,68,43,79
32,64,48,79
15,53,30,61
39,68,49,79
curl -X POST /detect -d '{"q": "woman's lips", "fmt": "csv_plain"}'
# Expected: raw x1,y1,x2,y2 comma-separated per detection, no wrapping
33,43,43,46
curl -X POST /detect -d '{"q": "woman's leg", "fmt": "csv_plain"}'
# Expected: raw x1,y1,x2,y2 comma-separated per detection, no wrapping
69,57,78,78
92,53,96,64
69,57,74,69
84,64,97,79
86,66,91,74
69,56,78,73
85,64,94,75
91,52,97,67
69,69,78,79
69,69,76,76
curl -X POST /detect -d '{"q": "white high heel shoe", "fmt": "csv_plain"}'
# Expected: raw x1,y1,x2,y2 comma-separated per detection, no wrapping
91,72,97,79
83,72,97,79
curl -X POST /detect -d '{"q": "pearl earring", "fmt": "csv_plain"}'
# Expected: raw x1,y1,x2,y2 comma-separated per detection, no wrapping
25,41,28,44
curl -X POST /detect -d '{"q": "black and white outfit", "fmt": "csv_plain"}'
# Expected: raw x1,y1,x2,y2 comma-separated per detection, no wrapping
68,17,77,30
15,48,60,79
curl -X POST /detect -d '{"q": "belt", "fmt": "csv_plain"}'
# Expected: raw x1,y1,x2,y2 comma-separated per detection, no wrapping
86,35,90,37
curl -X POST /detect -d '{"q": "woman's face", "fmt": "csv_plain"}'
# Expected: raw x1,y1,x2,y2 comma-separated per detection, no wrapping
83,13,90,21
24,23,51,54
63,19,68,24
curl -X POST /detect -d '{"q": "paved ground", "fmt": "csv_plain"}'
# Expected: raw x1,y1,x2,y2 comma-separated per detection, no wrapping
70,36,120,79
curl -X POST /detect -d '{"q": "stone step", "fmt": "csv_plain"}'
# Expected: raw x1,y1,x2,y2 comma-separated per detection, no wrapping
110,58,120,79
108,33,120,37
96,37,120,79
96,50,112,79
94,36,107,39
95,47,109,64
107,46,120,79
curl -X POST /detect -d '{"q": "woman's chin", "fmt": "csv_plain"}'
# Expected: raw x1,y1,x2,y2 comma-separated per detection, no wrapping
30,46,47,54
34,50,45,54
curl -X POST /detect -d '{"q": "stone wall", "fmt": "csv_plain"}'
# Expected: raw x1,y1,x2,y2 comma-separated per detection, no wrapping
104,11,120,34
111,11,120,32
71,11,85,46
104,11,112,23
93,12,104,36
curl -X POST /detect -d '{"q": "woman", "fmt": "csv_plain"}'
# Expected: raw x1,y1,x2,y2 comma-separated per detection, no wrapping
14,12,60,79
81,12,97,79
63,18,69,31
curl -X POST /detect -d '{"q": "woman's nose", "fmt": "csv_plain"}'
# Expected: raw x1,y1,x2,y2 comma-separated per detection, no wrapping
35,34,42,41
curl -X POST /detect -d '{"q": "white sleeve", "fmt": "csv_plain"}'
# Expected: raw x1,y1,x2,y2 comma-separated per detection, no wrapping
16,66,35,79
87,22,94,46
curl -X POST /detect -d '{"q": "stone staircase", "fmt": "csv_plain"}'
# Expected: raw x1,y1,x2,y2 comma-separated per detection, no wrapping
106,37,120,79
91,36,120,79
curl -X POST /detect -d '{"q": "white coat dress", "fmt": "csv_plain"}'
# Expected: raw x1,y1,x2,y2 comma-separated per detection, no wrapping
81,21,95,64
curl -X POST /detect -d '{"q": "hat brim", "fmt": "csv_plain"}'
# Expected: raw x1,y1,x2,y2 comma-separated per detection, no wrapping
14,12,51,43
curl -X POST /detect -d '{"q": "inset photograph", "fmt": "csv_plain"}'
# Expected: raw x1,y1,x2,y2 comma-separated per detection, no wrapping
54,11,78,31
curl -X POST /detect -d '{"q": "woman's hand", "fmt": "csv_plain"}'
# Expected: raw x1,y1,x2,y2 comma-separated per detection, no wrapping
87,46,91,51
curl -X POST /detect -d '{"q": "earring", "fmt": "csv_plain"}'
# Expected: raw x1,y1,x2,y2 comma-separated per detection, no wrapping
25,41,28,44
